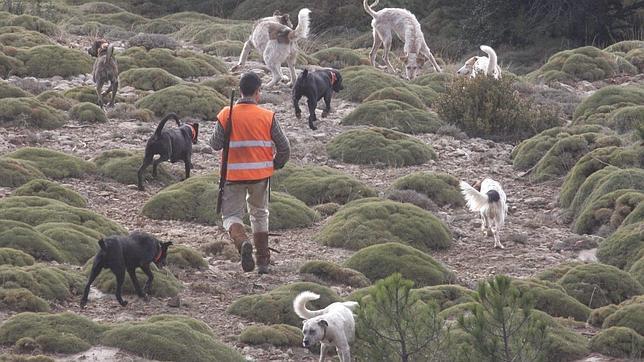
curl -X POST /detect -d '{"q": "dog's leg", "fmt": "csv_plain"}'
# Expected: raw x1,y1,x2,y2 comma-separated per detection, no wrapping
318,343,329,362
109,78,118,106
492,222,504,249
126,267,148,301
369,30,383,67
111,266,128,306
183,158,191,180
286,52,297,87
381,36,396,73
321,91,332,118
137,153,154,191
80,257,103,307
293,92,303,119
231,39,253,72
152,153,169,178
337,341,351,362
141,264,154,295
307,96,318,130
95,80,105,108
265,62,283,88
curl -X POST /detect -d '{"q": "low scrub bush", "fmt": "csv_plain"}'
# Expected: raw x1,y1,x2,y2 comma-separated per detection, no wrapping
574,190,643,236
341,100,443,134
0,97,65,129
0,26,53,47
239,324,302,347
0,264,84,301
511,278,591,322
0,247,35,266
339,66,407,102
35,90,74,111
128,33,178,50
311,47,368,68
203,40,245,58
90,264,181,298
363,86,427,109
391,172,465,207
167,245,207,269
69,102,107,123
0,287,49,312
252,192,319,230
573,85,644,127
118,47,227,78
597,222,644,270
0,158,45,187
93,149,174,186
135,84,226,119
35,223,103,265
13,179,86,207
299,260,370,288
602,303,644,336
0,81,31,98
15,45,92,78
119,67,181,91
5,147,95,179
589,327,644,359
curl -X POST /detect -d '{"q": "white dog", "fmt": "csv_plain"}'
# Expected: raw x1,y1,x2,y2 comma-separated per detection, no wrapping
363,0,442,79
460,178,508,248
457,45,502,79
293,291,359,362
232,9,311,87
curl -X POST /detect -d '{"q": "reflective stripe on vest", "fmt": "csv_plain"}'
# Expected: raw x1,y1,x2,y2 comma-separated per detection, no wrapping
229,140,274,148
228,161,274,170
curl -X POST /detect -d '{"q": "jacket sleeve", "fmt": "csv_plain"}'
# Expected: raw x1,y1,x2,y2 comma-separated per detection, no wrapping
209,118,226,151
271,116,290,169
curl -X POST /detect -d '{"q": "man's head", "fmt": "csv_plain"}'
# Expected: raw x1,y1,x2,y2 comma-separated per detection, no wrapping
240,72,262,101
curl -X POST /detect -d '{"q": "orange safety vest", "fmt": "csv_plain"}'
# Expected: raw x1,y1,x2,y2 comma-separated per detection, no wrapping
217,103,275,181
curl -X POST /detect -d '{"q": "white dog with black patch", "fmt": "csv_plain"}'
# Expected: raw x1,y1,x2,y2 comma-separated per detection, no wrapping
293,291,359,362
460,178,508,248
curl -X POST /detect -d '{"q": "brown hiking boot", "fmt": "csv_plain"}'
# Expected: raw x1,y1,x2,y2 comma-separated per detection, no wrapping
253,232,270,274
228,223,255,272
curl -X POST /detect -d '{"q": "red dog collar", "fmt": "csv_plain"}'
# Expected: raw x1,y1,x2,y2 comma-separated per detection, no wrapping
186,124,197,142
329,71,337,86
154,247,163,263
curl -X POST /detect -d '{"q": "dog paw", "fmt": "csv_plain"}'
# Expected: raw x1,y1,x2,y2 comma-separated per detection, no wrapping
321,111,329,118
308,123,318,131
79,300,87,308
119,300,128,307
295,112,301,119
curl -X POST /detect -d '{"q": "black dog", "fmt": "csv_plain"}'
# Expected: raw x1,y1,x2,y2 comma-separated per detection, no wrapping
137,113,199,191
80,231,172,307
87,39,118,108
292,68,344,130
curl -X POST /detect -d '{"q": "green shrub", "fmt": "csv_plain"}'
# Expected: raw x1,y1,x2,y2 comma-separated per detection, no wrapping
406,84,440,107
629,256,644,287
0,220,67,262
327,127,436,167
0,264,84,301
228,282,342,326
339,66,407,102
590,327,644,359
299,260,371,288
411,72,455,93
607,105,644,134
13,179,86,208
5,147,95,179
574,189,643,235
0,81,31,98
167,245,207,269
34,223,102,265
0,287,49,312
199,74,238,96
0,26,53,47
35,90,74,111
0,50,23,78
573,85,644,126
603,303,644,336
511,278,591,322
239,324,302,347
597,222,644,270
135,84,226,119
0,97,65,129
128,33,178,50
311,47,368,68
15,45,92,78
118,47,227,78
120,67,182,90
625,48,644,72
0,354,54,362
171,20,250,44
315,198,451,251
345,242,455,287
363,86,426,109
271,164,375,205
78,2,127,14
0,247,35,266
391,172,465,207
91,264,181,298
604,40,644,53
203,40,245,57
558,263,643,308
413,285,476,309
528,46,634,82
313,202,341,217
69,102,107,123
535,261,583,282
93,149,174,186
0,158,45,187
102,315,245,362
588,304,618,327
341,100,443,134
0,14,58,36
64,86,115,105
436,76,561,142
134,19,179,34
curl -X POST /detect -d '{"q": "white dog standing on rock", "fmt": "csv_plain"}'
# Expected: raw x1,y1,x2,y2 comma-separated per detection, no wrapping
460,178,508,248
293,291,359,362
457,45,502,79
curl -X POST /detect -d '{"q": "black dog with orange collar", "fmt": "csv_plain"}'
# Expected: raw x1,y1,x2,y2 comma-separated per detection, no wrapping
292,68,344,130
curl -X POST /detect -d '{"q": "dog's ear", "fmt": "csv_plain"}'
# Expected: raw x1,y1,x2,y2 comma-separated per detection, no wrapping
318,320,328,328
273,10,281,16
281,13,290,24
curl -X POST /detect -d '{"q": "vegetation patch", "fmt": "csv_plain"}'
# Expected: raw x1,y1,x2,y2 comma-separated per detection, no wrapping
558,263,643,308
69,102,107,123
118,47,227,78
311,47,368,68
171,19,250,44
35,90,74,111
0,264,84,301
0,287,49,312
597,222,644,270
574,189,643,236
5,147,95,179
0,81,31,99
34,223,103,265
629,256,644,287
589,304,618,327
327,127,436,167
15,45,92,78
410,72,455,93
203,40,245,58
341,100,443,134
363,86,426,109
299,260,371,288
167,245,207,269
590,326,644,359
239,324,302,347
512,278,591,321
344,242,455,287
572,168,644,221
413,285,476,310
13,179,86,208
0,247,35,266
135,84,226,119
0,26,52,47
602,303,644,336
391,172,465,207
271,164,375,205
119,67,182,91
0,14,58,36
228,282,342,326
625,48,644,72
315,198,451,251
128,33,178,50
339,66,407,102
0,220,67,262
0,97,65,129
535,261,583,283
572,85,644,127
0,158,45,187
93,149,174,186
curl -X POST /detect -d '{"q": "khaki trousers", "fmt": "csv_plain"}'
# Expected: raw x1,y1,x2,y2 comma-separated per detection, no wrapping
221,179,269,233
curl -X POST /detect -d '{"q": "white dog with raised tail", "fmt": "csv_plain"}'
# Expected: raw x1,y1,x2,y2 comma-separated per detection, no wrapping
294,291,359,362
460,178,508,248
457,45,502,79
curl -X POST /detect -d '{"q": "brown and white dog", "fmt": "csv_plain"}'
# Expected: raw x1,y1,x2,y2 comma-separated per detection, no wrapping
363,0,442,79
87,39,118,108
460,178,508,249
457,45,502,79
232,9,311,87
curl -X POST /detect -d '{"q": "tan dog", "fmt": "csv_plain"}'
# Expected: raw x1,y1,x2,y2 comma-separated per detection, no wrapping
87,39,118,108
457,45,502,79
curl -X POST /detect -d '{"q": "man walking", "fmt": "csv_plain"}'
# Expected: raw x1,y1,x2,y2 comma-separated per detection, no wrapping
210,72,290,274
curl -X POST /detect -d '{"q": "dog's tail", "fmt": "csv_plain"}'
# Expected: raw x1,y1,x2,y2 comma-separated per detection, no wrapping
293,291,325,319
289,8,311,40
480,45,498,77
105,44,114,64
363,0,379,18
153,113,180,138
460,181,495,212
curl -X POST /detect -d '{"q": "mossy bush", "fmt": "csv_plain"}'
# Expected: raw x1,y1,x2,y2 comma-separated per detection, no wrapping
597,222,644,270
199,74,237,96
0,97,66,129
0,354,54,362
171,20,250,44
5,147,95,179
15,45,92,78
602,303,644,336
391,172,465,207
341,100,443,134
311,47,368,68
0,264,84,301
573,85,644,127
411,72,455,93
625,48,644,72
0,26,52,47
0,247,35,266
590,326,644,359
118,47,226,78
344,242,455,287
271,164,375,205
78,2,127,14
511,278,591,322
0,81,31,98
299,260,371,288
0,14,58,36
239,324,302,347
560,146,643,208
412,285,476,311
93,149,174,186
128,33,178,50
327,127,436,167
34,223,102,265
0,50,24,78
69,102,107,123
120,67,182,91
363,86,426,109
203,40,245,58
0,158,45,187
102,315,245,362
227,282,342,326
604,40,644,53
589,304,618,327
0,220,67,262
574,189,643,235
135,84,226,119
315,198,451,251
35,90,74,111
13,179,86,208
0,287,49,312
436,76,561,142
167,245,207,269
558,263,643,308
134,19,179,34
535,261,584,283
313,202,341,217
90,263,181,298
385,189,437,211
607,105,644,134
629,256,644,287
339,66,407,102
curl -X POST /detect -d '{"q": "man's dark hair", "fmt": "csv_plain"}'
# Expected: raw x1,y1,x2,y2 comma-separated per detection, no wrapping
239,72,261,97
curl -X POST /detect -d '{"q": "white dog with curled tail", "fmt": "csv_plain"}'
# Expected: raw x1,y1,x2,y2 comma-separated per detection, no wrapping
293,291,359,362
457,45,502,79
460,178,508,248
